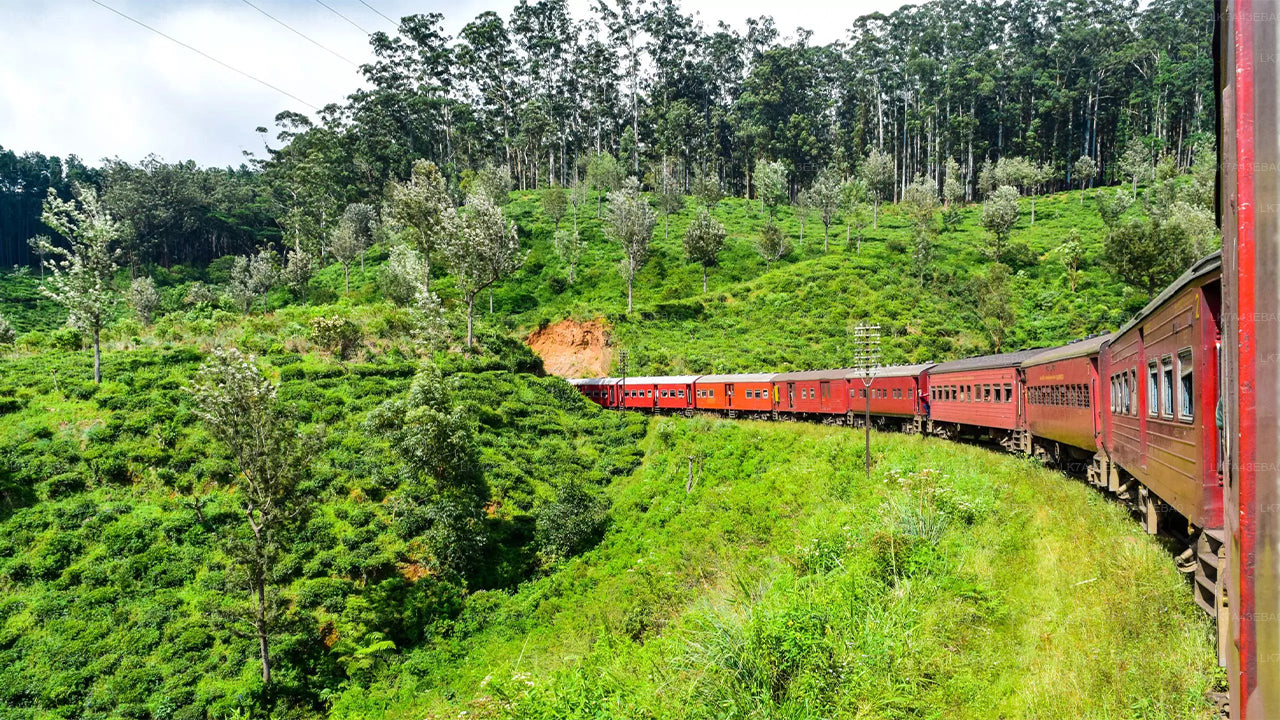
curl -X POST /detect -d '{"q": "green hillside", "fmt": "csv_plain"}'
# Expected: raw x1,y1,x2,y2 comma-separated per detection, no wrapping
0,186,1221,719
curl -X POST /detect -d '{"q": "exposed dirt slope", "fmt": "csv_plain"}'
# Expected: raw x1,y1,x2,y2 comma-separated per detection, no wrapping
526,318,612,378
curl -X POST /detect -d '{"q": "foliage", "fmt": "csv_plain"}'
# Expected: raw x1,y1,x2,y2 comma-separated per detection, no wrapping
228,249,277,315
755,159,787,217
442,195,525,346
553,228,584,285
542,185,568,229
388,160,451,293
128,276,161,325
754,218,790,271
380,245,427,306
310,315,364,360
981,185,1021,261
682,207,726,292
607,178,657,313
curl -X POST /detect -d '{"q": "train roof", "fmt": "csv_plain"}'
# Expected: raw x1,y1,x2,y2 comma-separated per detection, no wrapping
773,368,855,381
928,347,1047,374
568,377,618,385
696,373,777,383
619,375,701,385
1021,334,1113,366
1113,251,1222,339
841,363,936,379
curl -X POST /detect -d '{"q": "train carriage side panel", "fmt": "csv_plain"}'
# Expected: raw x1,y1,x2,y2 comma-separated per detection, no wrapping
773,370,850,415
1023,337,1110,452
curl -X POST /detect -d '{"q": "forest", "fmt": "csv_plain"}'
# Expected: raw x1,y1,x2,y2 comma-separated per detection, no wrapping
1,0,1211,271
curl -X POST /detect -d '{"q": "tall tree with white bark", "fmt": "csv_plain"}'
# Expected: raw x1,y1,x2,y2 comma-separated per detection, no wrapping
607,178,656,313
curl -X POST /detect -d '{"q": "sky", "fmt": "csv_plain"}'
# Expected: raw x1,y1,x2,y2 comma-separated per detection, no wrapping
0,0,918,168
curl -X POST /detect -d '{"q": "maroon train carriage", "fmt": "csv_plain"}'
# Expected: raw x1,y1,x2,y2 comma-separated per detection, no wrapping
772,369,851,420
1099,252,1223,616
844,363,935,432
570,377,620,408
617,376,657,410
1021,336,1111,469
694,373,777,417
925,348,1044,451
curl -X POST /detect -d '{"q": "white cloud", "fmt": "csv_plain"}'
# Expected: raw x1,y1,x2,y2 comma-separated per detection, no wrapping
0,0,915,168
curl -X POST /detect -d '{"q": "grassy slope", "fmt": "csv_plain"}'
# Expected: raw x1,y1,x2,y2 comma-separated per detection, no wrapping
335,418,1219,719
497,188,1150,373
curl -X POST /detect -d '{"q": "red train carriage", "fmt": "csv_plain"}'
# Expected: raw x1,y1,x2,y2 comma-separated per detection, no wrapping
569,378,620,408
925,348,1044,451
844,364,935,431
624,375,700,411
617,377,657,410
694,373,776,416
1101,253,1222,619
1022,336,1110,466
773,369,850,419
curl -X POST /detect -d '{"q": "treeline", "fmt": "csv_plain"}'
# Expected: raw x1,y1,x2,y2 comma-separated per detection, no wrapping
0,0,1211,272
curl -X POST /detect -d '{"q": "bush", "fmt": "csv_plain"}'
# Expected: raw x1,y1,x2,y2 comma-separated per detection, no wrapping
310,316,363,360
535,479,610,560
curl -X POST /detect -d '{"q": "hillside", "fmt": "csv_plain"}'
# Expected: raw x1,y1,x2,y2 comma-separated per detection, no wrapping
331,419,1220,719
0,185,1219,719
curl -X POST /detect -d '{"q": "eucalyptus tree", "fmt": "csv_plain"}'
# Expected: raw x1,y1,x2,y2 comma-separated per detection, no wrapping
586,152,624,217
902,174,939,282
568,176,589,235
442,195,525,346
942,158,964,231
607,178,656,313
683,207,726,292
32,184,122,383
388,160,451,293
331,203,377,294
808,166,842,251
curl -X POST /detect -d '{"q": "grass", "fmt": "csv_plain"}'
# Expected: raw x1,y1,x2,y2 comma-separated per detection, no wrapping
328,417,1221,719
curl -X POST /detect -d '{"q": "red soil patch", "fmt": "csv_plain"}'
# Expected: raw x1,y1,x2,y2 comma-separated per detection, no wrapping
526,318,612,378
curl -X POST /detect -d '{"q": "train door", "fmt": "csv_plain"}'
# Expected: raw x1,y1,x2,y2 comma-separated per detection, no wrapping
788,383,795,410
1090,356,1102,447
820,381,831,411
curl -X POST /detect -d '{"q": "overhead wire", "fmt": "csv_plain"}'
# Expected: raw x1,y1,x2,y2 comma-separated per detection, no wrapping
356,0,397,29
314,0,370,35
240,0,358,66
87,0,319,110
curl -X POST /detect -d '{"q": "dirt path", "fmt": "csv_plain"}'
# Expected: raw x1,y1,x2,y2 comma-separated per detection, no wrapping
526,318,612,378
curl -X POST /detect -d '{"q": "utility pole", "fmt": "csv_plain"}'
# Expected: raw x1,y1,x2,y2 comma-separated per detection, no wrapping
618,349,628,411
853,324,881,476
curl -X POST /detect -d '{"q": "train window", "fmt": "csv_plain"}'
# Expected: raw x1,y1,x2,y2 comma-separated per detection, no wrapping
1005,383,1013,403
1160,356,1173,418
1110,377,1117,412
1127,370,1137,416
1178,348,1193,421
982,384,990,402
1147,362,1159,416
679,389,686,398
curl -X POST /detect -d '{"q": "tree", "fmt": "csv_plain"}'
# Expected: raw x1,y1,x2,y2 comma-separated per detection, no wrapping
379,245,427,306
441,195,525,346
365,365,487,576
859,148,895,228
128,276,161,325
568,177,589,236
1095,187,1134,230
228,250,277,315
1056,231,1084,292
280,249,314,298
981,185,1021,262
606,178,656,314
330,203,376,294
1073,155,1098,203
976,264,1015,352
31,184,122,384
794,187,812,247
691,170,723,209
543,185,568,229
841,178,870,251
942,158,964,231
1105,217,1195,295
586,152,623,218
1118,142,1150,193
554,228,584,284
755,159,787,217
0,313,14,345
808,167,842,251
388,160,451,293
655,164,684,240
903,174,939,282
192,348,308,688
755,218,789,271
683,207,726,292
469,163,512,207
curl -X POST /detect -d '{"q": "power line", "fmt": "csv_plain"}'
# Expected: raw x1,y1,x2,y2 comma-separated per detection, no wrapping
88,0,319,111
314,0,369,35
240,0,357,67
356,0,397,29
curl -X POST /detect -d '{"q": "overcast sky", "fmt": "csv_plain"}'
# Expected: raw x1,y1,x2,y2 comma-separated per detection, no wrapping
0,0,917,168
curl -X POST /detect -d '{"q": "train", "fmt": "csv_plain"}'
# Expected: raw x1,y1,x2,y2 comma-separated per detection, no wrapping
571,251,1227,625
